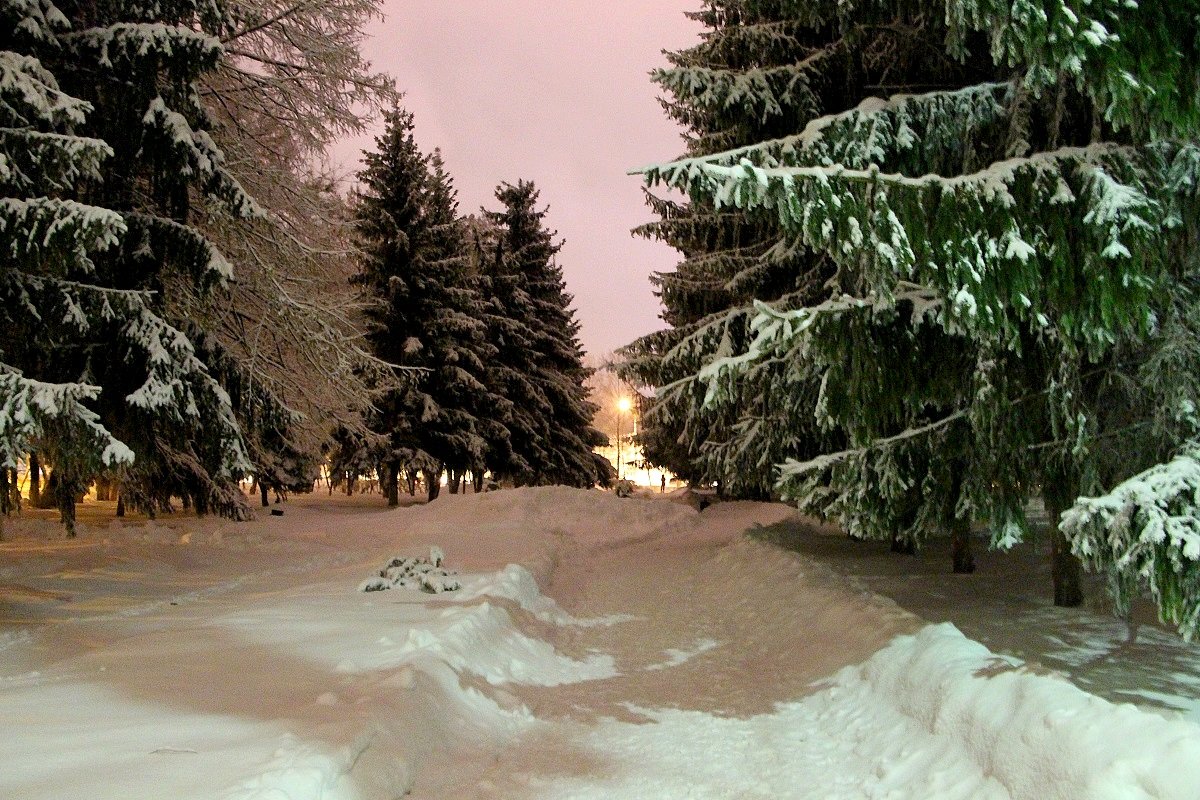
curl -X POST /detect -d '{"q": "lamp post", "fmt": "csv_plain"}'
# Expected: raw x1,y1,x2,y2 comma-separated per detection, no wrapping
616,396,632,481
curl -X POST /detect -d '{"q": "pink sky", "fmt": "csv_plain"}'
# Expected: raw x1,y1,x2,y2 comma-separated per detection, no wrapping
331,1,701,358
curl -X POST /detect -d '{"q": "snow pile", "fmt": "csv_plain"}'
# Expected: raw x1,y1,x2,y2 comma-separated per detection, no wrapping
511,624,1200,800
391,600,617,687
457,563,634,627
850,624,1200,799
359,546,461,594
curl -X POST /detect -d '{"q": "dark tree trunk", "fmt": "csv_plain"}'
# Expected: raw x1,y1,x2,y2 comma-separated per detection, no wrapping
1044,476,1084,607
53,471,77,538
28,451,41,506
473,472,484,493
950,516,976,573
260,482,269,508
890,533,917,555
380,462,399,507
345,472,354,496
423,468,441,502
447,468,461,495
116,494,125,517
405,470,417,496
0,467,11,516
945,462,975,574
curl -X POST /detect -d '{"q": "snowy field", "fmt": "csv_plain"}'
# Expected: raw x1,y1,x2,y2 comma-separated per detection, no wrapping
2,488,1199,799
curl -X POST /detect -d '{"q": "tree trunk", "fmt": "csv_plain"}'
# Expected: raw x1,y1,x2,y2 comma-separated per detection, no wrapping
1044,471,1084,607
950,516,976,573
54,473,77,538
473,472,484,493
28,451,41,507
376,462,397,507
116,494,125,517
1044,476,1084,607
447,468,461,495
0,466,10,516
423,468,441,502
405,470,417,496
890,532,917,555
260,482,269,507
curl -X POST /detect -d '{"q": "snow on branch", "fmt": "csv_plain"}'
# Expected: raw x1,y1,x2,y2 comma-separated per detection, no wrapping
0,197,125,272
698,284,941,409
0,128,112,193
653,58,825,124
5,0,71,44
945,0,1199,138
0,51,91,127
1061,444,1200,640
775,410,966,489
638,140,1178,351
125,211,234,281
62,23,222,71
139,100,262,219
636,82,1013,175
0,363,134,469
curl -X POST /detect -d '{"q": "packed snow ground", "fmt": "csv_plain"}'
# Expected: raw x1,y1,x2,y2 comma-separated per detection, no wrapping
2,488,1199,799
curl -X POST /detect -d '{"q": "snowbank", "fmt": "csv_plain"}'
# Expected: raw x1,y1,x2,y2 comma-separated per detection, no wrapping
845,624,1200,799
506,624,1200,800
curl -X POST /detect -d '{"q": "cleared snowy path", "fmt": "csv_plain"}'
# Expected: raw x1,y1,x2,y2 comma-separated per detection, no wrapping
3,489,1200,799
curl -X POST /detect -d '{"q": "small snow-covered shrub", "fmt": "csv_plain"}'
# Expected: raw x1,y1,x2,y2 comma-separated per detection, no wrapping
615,480,635,498
358,546,460,594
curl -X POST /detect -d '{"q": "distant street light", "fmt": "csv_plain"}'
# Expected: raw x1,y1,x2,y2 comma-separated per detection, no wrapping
616,396,632,481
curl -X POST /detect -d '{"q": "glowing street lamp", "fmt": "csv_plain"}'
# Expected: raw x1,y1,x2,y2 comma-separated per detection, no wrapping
616,396,632,481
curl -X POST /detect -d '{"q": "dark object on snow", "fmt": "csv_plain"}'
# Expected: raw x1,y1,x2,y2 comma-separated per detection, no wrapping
360,547,459,593
270,509,284,516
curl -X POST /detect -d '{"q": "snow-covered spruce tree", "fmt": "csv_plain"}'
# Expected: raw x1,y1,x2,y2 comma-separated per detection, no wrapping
2,0,257,532
619,0,997,500
618,0,825,494
479,181,612,488
1,0,132,527
638,1,1200,616
407,150,495,497
352,110,493,503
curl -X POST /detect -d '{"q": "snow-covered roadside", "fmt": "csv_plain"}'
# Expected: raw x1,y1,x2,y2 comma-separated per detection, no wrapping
2,488,1200,799
750,514,1200,724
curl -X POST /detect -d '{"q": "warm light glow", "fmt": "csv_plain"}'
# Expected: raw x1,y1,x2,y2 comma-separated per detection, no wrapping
617,396,632,413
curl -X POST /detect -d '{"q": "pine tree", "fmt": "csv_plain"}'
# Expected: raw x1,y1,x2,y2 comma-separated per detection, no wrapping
408,149,494,496
352,110,494,502
637,1,1200,625
2,0,258,532
620,1,994,499
480,180,611,488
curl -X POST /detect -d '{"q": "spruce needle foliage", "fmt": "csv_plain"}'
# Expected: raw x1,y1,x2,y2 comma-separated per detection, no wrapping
631,0,1200,631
